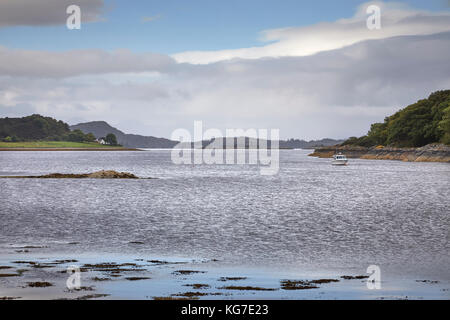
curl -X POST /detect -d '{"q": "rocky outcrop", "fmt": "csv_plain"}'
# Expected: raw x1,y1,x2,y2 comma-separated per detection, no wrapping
0,170,141,179
309,144,450,163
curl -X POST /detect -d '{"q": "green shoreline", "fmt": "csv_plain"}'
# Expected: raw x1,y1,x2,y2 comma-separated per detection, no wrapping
0,148,138,151
0,141,137,151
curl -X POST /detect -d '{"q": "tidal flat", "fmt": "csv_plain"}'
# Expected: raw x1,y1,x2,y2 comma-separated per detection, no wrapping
0,249,448,300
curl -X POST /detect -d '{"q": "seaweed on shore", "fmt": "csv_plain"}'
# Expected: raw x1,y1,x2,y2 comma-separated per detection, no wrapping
82,262,138,268
184,283,210,289
340,275,369,280
52,259,79,264
0,273,19,277
218,277,247,281
310,279,340,284
125,277,151,281
219,286,277,291
172,291,209,297
416,280,439,284
92,277,113,282
81,262,145,273
75,294,110,300
19,246,46,249
27,281,53,288
147,260,187,265
280,280,318,290
172,270,206,275
70,286,95,292
12,261,37,265
153,296,196,300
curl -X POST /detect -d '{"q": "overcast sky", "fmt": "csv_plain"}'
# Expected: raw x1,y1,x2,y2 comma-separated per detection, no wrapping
0,0,449,140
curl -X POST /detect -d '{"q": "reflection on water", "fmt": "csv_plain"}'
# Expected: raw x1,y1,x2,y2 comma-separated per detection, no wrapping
0,150,449,279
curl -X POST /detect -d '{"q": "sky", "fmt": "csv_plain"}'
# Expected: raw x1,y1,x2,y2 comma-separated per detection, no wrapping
0,0,450,140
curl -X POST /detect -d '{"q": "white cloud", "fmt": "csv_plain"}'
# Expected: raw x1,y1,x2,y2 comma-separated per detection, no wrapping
172,1,450,64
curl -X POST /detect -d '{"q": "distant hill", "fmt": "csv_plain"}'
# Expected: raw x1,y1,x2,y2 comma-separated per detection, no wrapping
279,138,344,149
71,121,344,149
342,90,450,147
178,137,344,149
70,121,178,148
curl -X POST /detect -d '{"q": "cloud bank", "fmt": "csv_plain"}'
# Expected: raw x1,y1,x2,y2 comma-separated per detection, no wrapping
0,0,105,27
172,1,450,64
0,1,449,140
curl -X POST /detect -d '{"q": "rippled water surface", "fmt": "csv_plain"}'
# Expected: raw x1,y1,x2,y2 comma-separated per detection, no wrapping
1,150,449,279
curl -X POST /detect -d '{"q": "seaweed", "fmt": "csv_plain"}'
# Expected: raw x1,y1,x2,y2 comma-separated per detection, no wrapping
172,270,206,275
124,277,151,281
340,275,369,280
75,294,110,300
280,280,318,290
184,283,210,289
27,281,53,287
220,286,277,291
218,277,247,281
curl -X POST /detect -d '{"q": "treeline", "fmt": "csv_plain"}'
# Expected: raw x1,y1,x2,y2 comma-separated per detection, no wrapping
0,114,96,143
343,90,450,148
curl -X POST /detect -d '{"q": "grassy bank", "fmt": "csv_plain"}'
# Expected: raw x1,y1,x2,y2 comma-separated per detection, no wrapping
0,141,127,149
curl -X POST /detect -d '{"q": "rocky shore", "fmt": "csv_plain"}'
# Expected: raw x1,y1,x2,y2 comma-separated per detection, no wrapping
309,144,450,163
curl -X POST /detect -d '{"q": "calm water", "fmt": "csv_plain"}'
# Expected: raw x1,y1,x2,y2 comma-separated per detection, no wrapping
0,150,449,279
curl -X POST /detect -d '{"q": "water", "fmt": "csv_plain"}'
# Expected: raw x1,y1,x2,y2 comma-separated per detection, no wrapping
0,149,449,281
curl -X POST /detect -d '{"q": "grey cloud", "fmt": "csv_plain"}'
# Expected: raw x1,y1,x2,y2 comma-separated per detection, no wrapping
0,103,36,117
0,48,176,77
1,32,449,140
177,32,450,107
0,0,105,27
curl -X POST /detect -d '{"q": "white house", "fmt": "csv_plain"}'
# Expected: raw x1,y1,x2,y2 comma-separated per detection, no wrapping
97,138,107,145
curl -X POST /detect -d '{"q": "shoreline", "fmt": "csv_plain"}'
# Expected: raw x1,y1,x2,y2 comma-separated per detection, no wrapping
309,144,450,163
1,252,448,300
0,147,139,151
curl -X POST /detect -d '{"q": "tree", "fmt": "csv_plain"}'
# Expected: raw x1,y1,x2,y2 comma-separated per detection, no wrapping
0,114,70,141
85,132,96,142
65,129,86,142
105,133,118,145
341,90,450,147
439,105,450,145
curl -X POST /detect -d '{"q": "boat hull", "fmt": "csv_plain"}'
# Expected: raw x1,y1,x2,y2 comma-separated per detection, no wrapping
332,159,348,165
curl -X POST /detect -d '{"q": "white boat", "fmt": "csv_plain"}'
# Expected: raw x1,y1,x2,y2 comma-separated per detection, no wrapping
332,153,348,165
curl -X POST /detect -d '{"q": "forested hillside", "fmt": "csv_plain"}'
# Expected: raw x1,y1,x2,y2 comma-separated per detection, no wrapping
343,90,450,147
0,114,95,142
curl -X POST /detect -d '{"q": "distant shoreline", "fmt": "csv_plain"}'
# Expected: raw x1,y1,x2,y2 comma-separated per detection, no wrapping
309,144,450,163
0,148,138,151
